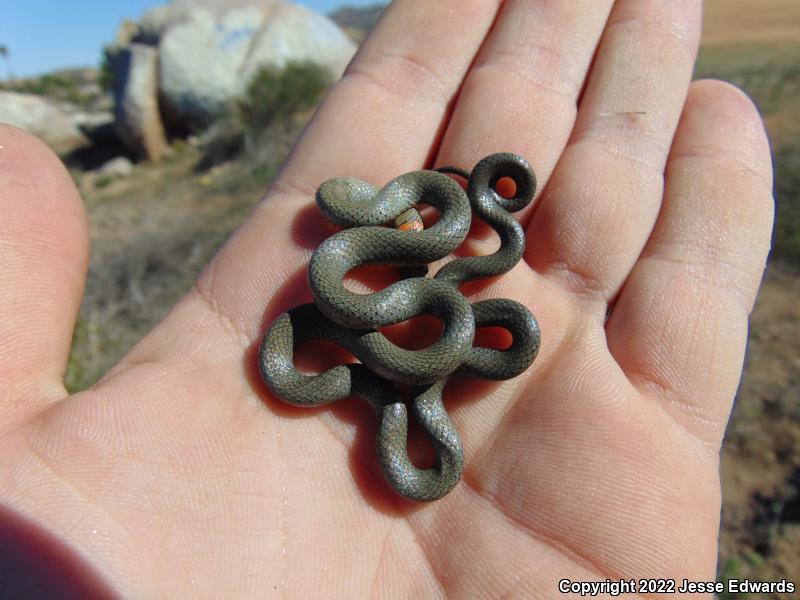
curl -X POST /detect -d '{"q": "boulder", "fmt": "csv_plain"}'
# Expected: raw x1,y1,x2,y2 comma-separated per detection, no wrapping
157,1,355,127
136,3,201,45
97,156,134,178
107,0,357,153
73,111,119,148
240,3,355,83
114,19,141,47
0,91,87,154
111,44,169,162
158,7,264,127
161,0,280,20
74,110,115,132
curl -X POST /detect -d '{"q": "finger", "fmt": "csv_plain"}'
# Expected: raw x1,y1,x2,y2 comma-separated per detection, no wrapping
107,1,503,372
525,0,702,301
606,80,774,445
0,125,88,421
434,0,614,224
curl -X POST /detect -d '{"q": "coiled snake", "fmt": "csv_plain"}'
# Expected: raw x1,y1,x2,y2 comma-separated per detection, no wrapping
258,153,541,501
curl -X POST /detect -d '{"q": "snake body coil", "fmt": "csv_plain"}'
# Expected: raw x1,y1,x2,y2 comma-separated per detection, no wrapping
259,153,540,501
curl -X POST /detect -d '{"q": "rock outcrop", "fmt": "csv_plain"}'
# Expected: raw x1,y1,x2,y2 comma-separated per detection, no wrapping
111,44,169,161
157,7,264,127
0,91,87,154
97,156,134,178
105,0,356,156
240,3,355,85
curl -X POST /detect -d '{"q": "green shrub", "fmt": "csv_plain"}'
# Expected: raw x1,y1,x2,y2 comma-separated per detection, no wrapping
99,53,116,93
0,70,93,105
95,175,113,189
198,111,248,168
200,60,332,168
237,60,332,135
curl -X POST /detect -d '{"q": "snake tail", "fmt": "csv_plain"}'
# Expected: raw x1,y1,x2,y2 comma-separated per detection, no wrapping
376,380,464,502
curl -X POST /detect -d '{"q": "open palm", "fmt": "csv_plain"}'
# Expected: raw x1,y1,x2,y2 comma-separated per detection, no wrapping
0,1,774,597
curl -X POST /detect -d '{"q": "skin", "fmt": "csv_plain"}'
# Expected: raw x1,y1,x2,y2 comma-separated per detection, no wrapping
259,154,540,501
0,1,774,598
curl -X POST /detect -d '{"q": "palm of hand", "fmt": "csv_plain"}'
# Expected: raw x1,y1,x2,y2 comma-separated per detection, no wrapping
0,2,773,598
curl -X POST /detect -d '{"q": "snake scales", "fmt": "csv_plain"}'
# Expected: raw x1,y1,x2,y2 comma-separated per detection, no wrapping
258,153,541,501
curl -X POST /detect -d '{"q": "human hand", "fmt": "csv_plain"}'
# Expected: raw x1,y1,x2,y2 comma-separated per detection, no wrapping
0,1,774,597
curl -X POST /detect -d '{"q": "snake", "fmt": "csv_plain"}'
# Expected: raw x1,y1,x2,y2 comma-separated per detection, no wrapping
259,153,541,502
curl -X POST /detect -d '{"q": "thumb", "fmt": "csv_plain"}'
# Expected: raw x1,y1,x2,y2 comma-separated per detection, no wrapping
0,125,89,426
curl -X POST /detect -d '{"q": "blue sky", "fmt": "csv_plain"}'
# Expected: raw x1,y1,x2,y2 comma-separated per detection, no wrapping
0,1,381,77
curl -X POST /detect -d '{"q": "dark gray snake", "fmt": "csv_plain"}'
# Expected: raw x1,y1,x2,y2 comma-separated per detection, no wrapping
259,153,541,501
